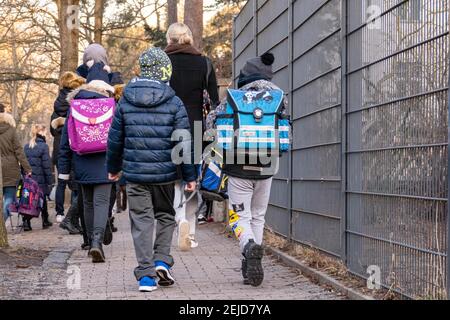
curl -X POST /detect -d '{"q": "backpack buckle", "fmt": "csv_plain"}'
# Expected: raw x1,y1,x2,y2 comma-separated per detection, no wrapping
253,108,264,123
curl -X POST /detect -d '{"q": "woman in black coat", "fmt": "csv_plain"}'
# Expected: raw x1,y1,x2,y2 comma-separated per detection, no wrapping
165,23,220,250
165,23,220,132
23,124,54,231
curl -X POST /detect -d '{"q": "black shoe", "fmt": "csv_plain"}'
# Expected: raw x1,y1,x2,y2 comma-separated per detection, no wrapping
110,217,118,233
197,214,207,225
243,240,264,287
42,219,53,229
59,219,80,235
103,219,113,245
23,219,32,232
90,232,105,263
242,258,250,285
81,242,91,251
71,220,83,234
75,225,83,234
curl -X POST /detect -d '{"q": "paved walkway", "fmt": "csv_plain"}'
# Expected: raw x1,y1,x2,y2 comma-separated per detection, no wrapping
1,210,343,300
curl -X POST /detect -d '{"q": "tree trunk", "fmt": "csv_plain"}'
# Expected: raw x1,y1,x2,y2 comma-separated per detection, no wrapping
184,0,203,51
10,26,19,120
0,156,8,248
155,1,161,30
167,0,178,27
56,0,80,75
94,0,104,44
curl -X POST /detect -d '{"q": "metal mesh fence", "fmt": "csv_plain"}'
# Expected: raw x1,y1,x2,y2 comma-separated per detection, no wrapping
233,0,449,299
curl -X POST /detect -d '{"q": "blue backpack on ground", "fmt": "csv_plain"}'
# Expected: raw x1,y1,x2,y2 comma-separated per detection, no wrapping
198,149,228,202
216,89,290,153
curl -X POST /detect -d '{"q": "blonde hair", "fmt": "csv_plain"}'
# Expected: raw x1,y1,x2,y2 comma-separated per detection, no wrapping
29,124,46,149
166,23,194,46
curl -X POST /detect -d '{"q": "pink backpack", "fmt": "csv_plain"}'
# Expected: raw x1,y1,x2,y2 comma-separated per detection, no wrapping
67,98,115,155
9,175,44,218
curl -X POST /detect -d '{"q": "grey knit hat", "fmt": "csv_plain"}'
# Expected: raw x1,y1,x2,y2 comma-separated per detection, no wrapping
83,43,109,66
241,53,274,78
238,52,275,88
139,47,173,82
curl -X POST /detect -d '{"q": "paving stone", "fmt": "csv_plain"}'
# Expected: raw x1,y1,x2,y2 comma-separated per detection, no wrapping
1,210,344,300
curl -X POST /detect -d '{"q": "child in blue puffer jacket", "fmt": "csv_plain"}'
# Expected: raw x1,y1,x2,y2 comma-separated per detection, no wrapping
107,47,197,293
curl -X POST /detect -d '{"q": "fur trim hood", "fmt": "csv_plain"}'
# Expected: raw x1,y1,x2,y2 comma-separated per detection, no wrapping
0,112,16,128
51,116,66,130
66,83,112,102
113,84,125,102
59,71,86,89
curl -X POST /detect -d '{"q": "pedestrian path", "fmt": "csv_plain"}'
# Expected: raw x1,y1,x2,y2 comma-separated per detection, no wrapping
1,212,344,300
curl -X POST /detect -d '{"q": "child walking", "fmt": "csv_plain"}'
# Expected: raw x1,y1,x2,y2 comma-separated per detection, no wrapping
58,61,116,263
208,53,290,287
23,125,54,231
107,47,196,292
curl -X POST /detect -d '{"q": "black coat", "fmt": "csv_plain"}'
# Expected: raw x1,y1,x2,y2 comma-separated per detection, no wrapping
24,136,54,194
166,53,220,132
107,78,197,184
50,88,71,166
58,85,113,185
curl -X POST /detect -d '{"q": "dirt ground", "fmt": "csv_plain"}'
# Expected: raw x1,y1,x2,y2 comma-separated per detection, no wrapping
0,247,49,269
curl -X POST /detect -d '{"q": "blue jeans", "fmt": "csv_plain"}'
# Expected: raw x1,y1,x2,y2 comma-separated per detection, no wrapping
3,187,16,221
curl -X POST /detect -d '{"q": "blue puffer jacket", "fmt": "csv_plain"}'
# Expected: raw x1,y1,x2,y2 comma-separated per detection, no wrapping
24,136,54,195
58,85,112,185
107,78,197,184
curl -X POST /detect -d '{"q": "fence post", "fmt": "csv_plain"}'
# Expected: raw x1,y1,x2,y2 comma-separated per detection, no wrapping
287,0,294,241
447,55,450,300
0,155,8,248
232,14,236,86
253,0,258,56
340,0,348,264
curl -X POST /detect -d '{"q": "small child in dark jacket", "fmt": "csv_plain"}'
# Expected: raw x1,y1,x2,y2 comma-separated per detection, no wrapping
23,125,54,231
107,47,197,293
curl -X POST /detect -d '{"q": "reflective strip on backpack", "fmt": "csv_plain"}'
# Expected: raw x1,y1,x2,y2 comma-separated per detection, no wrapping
239,125,275,131
239,138,276,143
218,137,233,143
279,126,290,132
71,107,114,125
217,125,234,131
208,162,222,178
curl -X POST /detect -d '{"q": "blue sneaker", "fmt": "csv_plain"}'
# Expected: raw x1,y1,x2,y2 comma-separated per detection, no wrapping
139,276,157,292
155,261,175,287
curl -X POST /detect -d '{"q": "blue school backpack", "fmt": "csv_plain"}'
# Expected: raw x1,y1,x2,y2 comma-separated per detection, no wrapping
215,89,290,153
198,149,228,202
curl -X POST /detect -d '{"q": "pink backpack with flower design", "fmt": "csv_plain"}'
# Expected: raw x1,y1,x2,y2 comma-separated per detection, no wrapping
67,98,115,155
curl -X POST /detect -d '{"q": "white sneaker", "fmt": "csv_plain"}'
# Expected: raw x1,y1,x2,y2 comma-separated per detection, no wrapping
5,217,11,229
190,236,199,248
178,220,191,252
56,215,64,223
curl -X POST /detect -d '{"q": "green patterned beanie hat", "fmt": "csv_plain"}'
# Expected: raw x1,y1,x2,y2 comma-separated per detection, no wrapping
139,47,173,82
